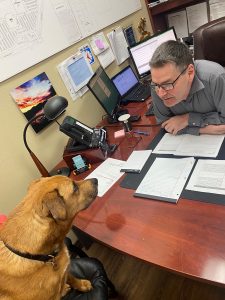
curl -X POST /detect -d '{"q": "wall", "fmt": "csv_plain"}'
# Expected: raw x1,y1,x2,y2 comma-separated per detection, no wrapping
0,0,152,214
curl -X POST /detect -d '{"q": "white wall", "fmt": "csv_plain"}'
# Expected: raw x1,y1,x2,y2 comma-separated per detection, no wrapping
0,0,152,214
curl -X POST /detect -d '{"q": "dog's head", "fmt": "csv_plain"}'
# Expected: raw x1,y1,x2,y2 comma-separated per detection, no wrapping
26,175,98,224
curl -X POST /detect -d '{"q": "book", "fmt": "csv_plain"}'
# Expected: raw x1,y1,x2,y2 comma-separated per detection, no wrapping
120,150,152,173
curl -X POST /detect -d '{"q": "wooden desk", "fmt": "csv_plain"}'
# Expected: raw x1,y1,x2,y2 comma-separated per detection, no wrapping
61,101,225,287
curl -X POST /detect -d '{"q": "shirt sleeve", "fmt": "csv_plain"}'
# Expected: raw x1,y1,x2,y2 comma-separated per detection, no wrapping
188,74,225,127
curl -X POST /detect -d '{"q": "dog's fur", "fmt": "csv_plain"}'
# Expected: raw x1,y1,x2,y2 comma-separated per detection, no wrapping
0,175,98,300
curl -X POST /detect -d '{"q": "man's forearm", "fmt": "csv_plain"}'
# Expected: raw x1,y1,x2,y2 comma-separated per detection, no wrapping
199,124,225,135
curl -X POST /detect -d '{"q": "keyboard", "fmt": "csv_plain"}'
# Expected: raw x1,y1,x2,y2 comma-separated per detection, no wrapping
123,84,151,102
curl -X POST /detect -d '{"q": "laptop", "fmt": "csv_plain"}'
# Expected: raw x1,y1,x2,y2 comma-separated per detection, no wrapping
111,66,151,103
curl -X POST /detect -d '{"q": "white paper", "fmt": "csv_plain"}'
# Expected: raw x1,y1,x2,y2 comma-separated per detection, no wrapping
121,150,152,173
107,27,129,65
57,52,92,100
85,158,125,197
89,32,109,55
97,48,115,68
135,157,195,202
186,160,225,195
57,58,79,101
176,135,224,157
209,0,225,20
167,10,189,38
153,134,185,155
153,133,224,158
52,0,82,44
186,2,208,33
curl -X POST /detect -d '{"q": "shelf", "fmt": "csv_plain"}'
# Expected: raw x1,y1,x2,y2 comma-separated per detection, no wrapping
150,0,204,16
146,0,209,32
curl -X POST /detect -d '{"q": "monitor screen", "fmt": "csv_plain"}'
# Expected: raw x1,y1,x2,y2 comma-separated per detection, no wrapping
87,66,120,117
111,66,139,97
128,28,177,78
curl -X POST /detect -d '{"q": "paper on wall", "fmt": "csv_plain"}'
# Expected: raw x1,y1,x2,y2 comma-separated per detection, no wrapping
89,32,110,55
186,2,208,33
97,47,115,68
107,26,129,65
167,10,189,38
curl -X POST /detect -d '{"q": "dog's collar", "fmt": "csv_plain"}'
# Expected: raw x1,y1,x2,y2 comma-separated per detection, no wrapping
3,241,59,267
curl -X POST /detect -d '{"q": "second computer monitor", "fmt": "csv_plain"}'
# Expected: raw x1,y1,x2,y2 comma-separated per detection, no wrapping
87,66,120,122
128,27,177,78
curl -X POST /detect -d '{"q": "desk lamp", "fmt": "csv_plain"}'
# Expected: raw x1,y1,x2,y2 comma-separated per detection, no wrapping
118,114,141,148
23,95,70,177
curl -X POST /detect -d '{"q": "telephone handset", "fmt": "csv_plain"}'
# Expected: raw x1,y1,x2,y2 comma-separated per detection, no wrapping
60,116,117,156
60,116,94,147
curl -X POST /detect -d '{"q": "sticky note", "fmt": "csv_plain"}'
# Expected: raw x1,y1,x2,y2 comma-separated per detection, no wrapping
114,129,125,138
95,39,104,50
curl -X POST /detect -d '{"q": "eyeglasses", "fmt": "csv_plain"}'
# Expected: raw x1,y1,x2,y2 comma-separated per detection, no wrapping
150,66,188,92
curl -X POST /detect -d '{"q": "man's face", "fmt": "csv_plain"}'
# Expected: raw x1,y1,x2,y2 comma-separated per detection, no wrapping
151,63,194,107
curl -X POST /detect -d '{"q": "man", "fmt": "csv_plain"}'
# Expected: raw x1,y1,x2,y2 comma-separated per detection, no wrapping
150,40,225,135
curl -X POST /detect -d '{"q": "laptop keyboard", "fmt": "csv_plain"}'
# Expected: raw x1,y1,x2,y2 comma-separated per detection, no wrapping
125,84,151,102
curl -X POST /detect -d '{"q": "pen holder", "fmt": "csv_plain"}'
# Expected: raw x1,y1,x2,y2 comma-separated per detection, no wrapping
118,114,141,148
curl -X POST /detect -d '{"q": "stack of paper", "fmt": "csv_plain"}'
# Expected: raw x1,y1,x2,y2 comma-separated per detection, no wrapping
121,150,152,173
153,133,224,158
186,159,225,195
134,157,195,203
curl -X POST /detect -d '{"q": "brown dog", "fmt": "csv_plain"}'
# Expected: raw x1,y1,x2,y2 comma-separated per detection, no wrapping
0,175,98,300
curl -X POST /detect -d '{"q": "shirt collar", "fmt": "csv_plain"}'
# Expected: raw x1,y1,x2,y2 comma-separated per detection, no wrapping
186,74,205,102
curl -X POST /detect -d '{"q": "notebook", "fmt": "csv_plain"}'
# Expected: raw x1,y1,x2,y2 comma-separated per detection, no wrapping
120,150,152,173
111,66,151,103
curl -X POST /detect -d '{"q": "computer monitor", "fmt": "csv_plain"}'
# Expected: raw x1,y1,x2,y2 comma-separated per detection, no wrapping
87,66,121,123
128,27,177,78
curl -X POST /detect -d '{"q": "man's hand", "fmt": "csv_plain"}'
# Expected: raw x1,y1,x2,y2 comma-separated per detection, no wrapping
162,114,189,135
200,125,225,135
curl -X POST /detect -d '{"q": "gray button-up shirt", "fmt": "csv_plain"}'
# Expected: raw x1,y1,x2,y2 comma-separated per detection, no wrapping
151,60,225,135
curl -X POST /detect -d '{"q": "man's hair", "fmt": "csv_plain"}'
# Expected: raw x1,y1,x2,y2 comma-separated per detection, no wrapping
150,40,193,71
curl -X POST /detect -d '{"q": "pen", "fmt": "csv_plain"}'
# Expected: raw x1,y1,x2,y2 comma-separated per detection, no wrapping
133,130,149,136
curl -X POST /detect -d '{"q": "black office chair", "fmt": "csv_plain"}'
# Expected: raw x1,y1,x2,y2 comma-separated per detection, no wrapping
63,237,118,300
193,16,225,66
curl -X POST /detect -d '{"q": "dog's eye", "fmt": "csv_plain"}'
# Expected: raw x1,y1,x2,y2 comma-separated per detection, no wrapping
72,181,78,192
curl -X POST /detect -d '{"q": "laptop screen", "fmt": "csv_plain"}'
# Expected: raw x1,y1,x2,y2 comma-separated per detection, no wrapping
111,66,139,97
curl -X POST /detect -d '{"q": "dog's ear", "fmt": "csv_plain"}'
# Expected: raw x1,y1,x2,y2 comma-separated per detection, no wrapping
42,189,67,221
27,178,41,191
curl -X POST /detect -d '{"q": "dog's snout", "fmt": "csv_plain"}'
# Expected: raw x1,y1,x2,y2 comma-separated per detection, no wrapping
91,178,98,186
72,181,78,192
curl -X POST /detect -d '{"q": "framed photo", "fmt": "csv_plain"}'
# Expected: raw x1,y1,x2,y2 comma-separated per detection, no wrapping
10,72,56,133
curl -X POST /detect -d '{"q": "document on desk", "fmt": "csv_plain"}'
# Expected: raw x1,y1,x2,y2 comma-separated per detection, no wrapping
153,133,224,158
120,150,152,173
85,158,125,197
186,159,225,195
134,157,195,203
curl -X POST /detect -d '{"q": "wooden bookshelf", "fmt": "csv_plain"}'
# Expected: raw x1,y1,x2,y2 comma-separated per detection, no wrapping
145,0,209,33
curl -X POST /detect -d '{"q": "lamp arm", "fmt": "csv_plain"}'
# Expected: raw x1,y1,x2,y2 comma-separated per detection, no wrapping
23,114,50,177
